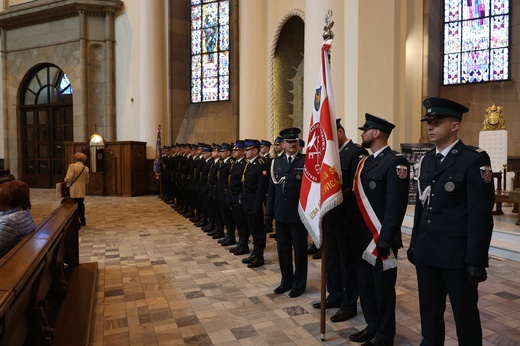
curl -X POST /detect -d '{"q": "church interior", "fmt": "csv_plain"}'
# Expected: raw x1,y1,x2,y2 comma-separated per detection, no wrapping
0,0,519,345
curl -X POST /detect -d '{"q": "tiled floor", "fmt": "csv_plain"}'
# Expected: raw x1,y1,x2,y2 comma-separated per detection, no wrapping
31,190,520,345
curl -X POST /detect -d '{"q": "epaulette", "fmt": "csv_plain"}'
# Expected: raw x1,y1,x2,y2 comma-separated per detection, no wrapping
258,157,265,164
353,143,362,148
466,145,486,154
391,150,403,156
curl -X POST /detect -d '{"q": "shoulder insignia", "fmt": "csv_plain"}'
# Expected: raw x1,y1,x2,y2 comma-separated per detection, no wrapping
353,143,362,148
467,145,487,154
258,158,265,164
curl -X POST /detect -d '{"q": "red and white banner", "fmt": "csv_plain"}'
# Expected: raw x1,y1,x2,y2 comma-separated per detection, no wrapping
298,40,343,248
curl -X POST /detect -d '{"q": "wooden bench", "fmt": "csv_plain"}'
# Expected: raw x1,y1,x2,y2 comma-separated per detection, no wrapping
0,198,98,346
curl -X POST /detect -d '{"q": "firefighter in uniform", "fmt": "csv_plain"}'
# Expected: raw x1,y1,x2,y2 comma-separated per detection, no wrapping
408,97,494,346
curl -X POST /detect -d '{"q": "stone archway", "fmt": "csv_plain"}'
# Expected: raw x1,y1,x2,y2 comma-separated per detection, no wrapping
269,10,305,138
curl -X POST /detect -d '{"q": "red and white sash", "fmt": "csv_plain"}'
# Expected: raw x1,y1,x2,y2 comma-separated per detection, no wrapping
353,156,397,270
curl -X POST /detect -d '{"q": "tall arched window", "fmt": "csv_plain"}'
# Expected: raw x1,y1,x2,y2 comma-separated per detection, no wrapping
22,65,73,105
443,0,509,85
190,0,229,102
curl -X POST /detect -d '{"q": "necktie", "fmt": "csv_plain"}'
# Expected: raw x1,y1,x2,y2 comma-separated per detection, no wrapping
288,156,293,164
435,153,444,169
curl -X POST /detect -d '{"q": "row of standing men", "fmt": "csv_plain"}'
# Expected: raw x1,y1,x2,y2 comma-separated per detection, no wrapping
159,97,494,346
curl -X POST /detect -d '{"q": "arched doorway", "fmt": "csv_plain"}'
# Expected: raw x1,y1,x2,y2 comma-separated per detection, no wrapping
19,64,73,188
270,13,305,138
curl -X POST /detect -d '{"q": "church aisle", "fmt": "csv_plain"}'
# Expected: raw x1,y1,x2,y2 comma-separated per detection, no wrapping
29,190,520,346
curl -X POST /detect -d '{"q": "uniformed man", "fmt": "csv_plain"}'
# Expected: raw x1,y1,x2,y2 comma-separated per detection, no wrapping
215,143,235,241
241,139,269,268
312,119,368,321
273,136,284,157
349,113,410,346
206,145,222,235
408,97,494,346
195,145,213,228
227,140,249,252
268,136,285,239
265,128,307,298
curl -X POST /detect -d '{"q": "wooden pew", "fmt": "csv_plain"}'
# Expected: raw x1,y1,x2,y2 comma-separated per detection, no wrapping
0,198,97,346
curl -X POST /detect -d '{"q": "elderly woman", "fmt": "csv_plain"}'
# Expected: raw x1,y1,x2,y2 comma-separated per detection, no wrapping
64,152,90,226
0,180,36,258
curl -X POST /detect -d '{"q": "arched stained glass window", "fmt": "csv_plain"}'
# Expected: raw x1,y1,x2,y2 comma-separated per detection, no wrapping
444,0,509,85
191,0,230,103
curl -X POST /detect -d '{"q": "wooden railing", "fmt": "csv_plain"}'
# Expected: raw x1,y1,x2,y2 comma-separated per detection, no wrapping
0,198,97,345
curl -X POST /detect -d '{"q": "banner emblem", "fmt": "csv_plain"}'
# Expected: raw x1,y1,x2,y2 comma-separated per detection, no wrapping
304,122,327,183
314,87,322,111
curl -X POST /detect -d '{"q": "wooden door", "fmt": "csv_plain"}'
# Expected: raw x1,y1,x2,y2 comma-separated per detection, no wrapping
22,107,73,188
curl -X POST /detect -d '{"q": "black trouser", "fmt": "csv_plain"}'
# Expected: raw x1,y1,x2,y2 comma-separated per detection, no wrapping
326,222,358,311
355,256,397,343
227,194,248,238
415,260,482,346
275,221,308,291
74,197,86,224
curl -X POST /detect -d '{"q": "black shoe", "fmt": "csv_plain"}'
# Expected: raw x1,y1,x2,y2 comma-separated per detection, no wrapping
312,301,341,309
229,243,241,253
184,211,195,218
307,243,319,255
349,328,374,343
202,224,214,232
247,257,264,268
190,216,201,223
273,285,291,294
80,221,86,226
217,235,229,244
194,220,207,227
269,232,277,239
234,246,250,256
221,237,236,246
207,228,219,236
361,337,393,346
212,231,225,239
242,253,256,263
312,251,322,259
330,308,357,322
288,289,305,298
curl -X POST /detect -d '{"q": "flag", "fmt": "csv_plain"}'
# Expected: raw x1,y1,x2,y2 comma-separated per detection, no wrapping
154,125,162,180
298,39,343,248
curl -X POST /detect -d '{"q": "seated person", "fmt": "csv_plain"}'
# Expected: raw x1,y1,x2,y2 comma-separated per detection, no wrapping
0,180,36,258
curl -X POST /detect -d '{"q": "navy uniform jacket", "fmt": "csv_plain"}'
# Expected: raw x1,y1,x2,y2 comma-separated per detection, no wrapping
266,153,305,223
216,157,234,200
352,147,410,255
328,141,368,226
410,141,495,269
228,158,246,194
241,157,268,213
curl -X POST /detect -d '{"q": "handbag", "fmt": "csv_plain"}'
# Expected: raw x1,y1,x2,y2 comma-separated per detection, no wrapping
61,166,85,198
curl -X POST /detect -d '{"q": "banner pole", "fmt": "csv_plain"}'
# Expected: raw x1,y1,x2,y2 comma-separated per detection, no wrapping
320,216,328,341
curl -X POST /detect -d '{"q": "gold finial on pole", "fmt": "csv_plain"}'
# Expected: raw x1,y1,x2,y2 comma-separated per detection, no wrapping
323,10,334,40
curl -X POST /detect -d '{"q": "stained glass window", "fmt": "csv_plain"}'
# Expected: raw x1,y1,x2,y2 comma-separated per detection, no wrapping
191,0,230,102
443,0,509,85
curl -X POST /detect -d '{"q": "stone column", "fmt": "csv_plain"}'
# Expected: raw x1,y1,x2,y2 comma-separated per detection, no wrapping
78,10,88,141
238,0,267,139
303,0,347,138
139,0,166,158
105,11,116,141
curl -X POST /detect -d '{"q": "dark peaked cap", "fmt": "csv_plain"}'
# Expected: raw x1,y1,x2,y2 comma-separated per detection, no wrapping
336,118,344,130
421,97,469,122
280,127,301,140
358,113,395,135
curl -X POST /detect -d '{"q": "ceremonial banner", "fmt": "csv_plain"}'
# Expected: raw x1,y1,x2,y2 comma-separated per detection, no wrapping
154,125,162,180
298,39,343,248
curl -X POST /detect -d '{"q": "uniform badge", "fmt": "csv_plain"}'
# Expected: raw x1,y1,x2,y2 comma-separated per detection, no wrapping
296,174,302,180
452,149,458,155
262,170,268,176
480,165,492,183
369,181,376,190
444,182,455,192
396,165,408,179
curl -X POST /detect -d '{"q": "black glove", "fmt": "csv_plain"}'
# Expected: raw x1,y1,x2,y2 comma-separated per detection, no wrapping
466,265,487,284
265,215,273,228
407,247,415,265
377,239,390,258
